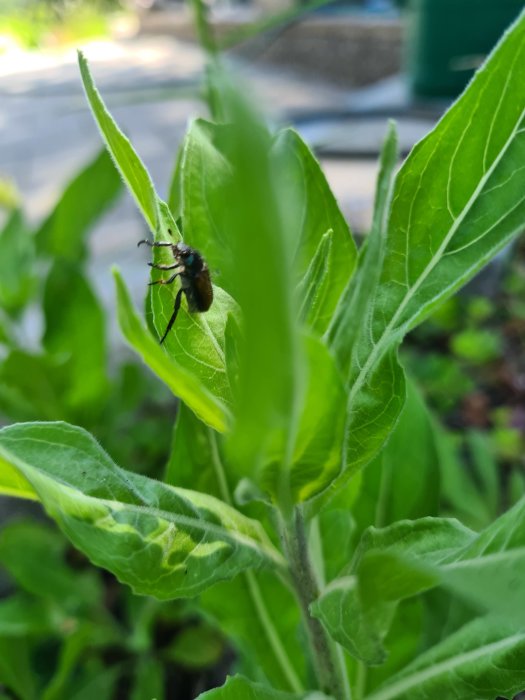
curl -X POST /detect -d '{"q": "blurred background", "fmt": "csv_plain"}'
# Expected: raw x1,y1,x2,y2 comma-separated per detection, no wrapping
1,1,525,698
2,0,524,241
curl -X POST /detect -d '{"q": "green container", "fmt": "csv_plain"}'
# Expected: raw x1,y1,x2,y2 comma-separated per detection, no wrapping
408,0,524,98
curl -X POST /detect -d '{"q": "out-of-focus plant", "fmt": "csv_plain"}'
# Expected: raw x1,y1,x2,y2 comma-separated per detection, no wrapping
0,0,123,49
0,518,225,699
0,149,175,475
0,149,223,698
1,4,525,700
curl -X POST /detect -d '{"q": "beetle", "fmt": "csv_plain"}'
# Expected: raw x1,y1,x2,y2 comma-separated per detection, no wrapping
138,230,213,344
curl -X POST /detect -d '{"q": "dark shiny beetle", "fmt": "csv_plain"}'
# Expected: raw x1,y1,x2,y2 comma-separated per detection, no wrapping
138,231,213,344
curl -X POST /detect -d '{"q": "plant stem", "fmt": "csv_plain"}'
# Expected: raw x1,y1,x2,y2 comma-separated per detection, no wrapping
189,0,217,56
208,430,304,693
280,507,352,700
355,661,367,700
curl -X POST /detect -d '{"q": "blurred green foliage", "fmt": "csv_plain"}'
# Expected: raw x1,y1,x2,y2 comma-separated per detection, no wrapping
0,0,122,49
0,149,176,474
0,150,227,698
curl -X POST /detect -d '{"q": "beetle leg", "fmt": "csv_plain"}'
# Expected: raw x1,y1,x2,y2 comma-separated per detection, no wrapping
137,239,173,248
160,287,184,344
148,262,182,270
148,272,181,286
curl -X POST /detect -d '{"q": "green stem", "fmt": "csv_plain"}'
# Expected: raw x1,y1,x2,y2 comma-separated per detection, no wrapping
208,430,303,693
189,0,217,56
280,508,352,700
355,661,367,700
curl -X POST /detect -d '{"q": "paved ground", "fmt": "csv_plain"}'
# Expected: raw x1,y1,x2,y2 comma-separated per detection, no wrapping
0,32,439,323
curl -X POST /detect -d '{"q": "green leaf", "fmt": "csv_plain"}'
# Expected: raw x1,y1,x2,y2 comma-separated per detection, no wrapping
77,51,158,232
0,637,37,700
167,144,184,223
0,351,66,422
0,520,102,610
181,116,301,494
149,266,237,411
263,334,347,503
296,231,333,330
197,675,330,699
363,599,424,696
42,624,108,700
167,623,223,669
311,574,392,666
131,657,164,700
364,616,525,700
329,12,525,490
143,200,239,411
166,402,225,495
201,570,306,692
181,115,356,503
0,594,56,637
43,262,108,414
180,119,241,296
0,209,36,315
440,494,525,620
311,518,473,663
69,665,121,700
271,128,357,334
35,148,122,262
328,121,398,371
316,492,525,663
166,409,306,692
434,428,493,528
316,507,355,584
349,379,440,541
0,422,285,599
113,268,230,432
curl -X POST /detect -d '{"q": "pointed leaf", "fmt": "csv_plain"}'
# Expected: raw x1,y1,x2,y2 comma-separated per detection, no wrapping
312,518,473,663
364,616,525,700
78,54,237,420
0,638,36,700
349,379,440,540
43,262,108,413
296,231,333,330
0,209,36,315
328,121,398,370
35,148,122,261
0,422,285,599
329,12,525,491
271,128,357,334
261,334,347,503
77,51,158,232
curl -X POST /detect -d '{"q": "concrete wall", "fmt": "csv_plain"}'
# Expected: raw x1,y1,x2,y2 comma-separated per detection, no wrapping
139,9,403,88
238,14,403,87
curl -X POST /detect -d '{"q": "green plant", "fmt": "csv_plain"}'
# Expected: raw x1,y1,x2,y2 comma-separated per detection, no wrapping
0,518,226,699
0,148,175,474
0,149,223,697
0,0,121,49
1,7,525,700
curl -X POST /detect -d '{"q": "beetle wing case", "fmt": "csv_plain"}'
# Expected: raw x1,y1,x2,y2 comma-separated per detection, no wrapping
185,267,213,313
